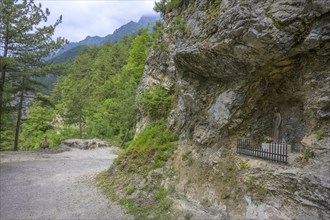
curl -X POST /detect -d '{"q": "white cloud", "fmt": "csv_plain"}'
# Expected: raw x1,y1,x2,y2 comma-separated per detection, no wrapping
36,0,158,42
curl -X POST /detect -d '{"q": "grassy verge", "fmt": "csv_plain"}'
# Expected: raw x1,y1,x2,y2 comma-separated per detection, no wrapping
95,120,178,219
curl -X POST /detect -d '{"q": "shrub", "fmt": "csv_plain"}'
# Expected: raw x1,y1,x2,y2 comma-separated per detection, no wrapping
138,84,174,120
115,120,178,174
154,0,192,14
246,176,257,191
263,136,273,143
152,21,166,50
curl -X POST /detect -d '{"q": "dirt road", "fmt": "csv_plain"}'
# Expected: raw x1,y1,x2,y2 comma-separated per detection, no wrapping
0,148,132,220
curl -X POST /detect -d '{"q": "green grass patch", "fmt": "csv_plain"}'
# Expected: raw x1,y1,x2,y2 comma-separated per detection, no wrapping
181,151,193,165
115,120,178,175
315,129,325,140
246,176,257,191
96,171,172,219
96,119,178,219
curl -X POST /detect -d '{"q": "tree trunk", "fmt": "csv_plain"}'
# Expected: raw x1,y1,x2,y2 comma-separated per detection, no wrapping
120,126,132,148
79,105,83,139
0,33,9,145
0,64,6,144
14,79,25,151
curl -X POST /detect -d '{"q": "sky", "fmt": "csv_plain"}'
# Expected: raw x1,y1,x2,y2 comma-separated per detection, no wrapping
35,0,159,43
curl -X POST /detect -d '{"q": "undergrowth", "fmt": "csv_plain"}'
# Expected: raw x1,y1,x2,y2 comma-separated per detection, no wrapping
138,84,174,120
96,170,172,219
115,120,178,175
96,120,178,219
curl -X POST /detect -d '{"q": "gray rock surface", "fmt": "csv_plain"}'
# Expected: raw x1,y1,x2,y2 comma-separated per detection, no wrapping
137,0,330,219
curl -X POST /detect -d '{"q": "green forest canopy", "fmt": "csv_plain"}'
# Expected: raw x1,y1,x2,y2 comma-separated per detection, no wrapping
0,0,172,151
17,29,153,150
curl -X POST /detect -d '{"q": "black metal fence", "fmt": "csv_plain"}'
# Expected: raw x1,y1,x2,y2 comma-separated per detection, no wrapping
236,138,288,164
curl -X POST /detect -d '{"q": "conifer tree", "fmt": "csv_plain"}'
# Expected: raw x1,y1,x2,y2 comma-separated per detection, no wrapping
0,0,66,148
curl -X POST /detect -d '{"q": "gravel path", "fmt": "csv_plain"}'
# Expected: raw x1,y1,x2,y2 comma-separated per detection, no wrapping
0,148,132,220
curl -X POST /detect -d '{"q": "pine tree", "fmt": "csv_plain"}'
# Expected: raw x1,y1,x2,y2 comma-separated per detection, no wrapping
52,30,153,146
0,0,65,148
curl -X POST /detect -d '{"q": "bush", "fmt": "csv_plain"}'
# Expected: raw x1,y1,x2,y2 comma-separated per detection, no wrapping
45,126,80,147
19,102,55,150
115,120,178,174
138,84,174,120
152,21,166,50
153,0,191,14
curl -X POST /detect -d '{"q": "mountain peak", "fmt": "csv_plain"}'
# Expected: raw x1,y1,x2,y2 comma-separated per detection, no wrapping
138,14,160,26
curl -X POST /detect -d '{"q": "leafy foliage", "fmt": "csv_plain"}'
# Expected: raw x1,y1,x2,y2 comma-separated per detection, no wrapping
19,96,82,150
152,21,166,50
138,84,174,120
153,0,192,15
49,28,153,146
19,99,55,150
0,0,66,150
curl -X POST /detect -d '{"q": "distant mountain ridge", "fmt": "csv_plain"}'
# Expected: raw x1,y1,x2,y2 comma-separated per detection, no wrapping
48,15,159,62
38,15,159,94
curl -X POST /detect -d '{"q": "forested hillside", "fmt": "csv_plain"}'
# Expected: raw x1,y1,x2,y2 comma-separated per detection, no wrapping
0,0,156,150
39,15,159,96
16,29,152,150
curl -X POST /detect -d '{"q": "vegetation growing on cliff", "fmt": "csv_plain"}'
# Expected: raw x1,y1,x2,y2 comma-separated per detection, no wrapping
96,120,178,218
154,0,192,15
138,84,175,120
115,121,178,174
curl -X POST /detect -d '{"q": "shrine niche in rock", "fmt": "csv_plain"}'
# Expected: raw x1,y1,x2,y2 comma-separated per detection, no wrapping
237,107,292,163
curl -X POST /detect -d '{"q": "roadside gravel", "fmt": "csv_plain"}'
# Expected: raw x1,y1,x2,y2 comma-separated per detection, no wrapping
0,147,132,220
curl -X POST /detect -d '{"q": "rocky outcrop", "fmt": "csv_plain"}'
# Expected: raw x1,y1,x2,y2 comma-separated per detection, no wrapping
60,139,111,150
161,0,330,149
137,0,330,219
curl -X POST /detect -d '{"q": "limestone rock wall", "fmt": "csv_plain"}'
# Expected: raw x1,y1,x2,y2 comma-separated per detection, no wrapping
137,0,330,219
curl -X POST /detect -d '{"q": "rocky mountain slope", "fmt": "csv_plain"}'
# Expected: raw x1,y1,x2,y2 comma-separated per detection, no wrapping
134,0,330,219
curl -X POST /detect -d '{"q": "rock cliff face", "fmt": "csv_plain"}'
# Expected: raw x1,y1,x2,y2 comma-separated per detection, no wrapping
138,0,329,219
